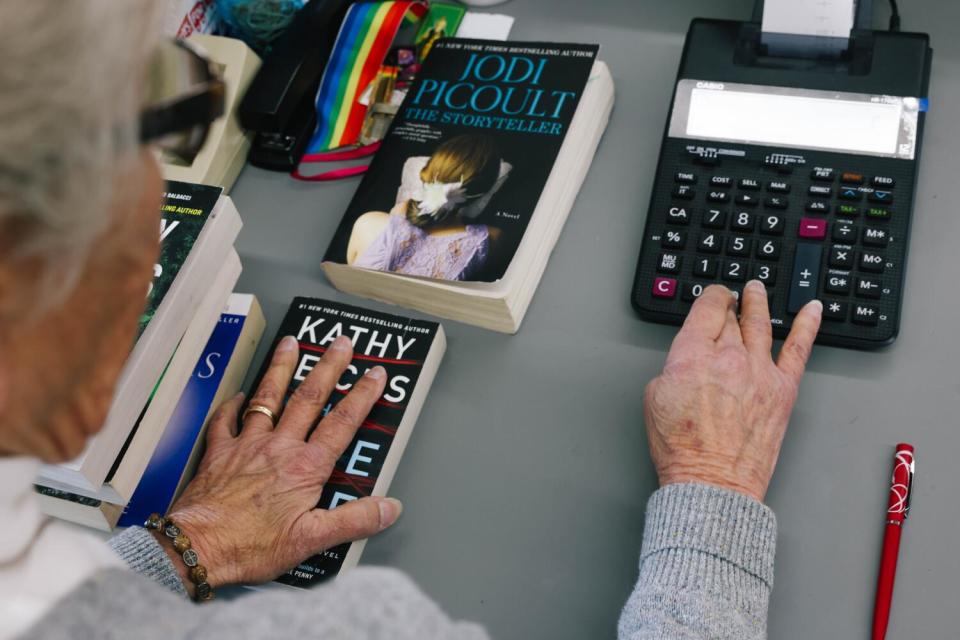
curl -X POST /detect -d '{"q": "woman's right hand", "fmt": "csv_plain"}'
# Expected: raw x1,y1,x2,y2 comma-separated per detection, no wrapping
643,282,822,503
156,335,403,592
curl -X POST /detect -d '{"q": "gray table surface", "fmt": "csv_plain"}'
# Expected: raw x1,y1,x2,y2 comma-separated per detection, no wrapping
230,1,960,637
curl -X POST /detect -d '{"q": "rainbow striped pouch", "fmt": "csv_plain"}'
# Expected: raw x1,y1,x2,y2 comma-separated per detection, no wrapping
307,0,428,156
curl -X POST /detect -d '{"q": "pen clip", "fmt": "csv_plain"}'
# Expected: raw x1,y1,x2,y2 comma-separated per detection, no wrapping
903,455,915,519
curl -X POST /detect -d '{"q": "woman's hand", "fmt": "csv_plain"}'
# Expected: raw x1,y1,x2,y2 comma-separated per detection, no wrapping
644,281,822,502
158,335,403,591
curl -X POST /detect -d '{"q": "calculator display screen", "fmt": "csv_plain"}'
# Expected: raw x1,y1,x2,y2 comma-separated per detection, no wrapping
669,79,920,160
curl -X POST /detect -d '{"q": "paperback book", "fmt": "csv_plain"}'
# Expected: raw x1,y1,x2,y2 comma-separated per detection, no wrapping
119,293,265,526
322,39,615,332
252,298,446,588
38,182,242,494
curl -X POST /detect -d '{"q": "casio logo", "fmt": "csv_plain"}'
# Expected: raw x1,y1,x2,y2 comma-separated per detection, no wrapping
695,81,724,90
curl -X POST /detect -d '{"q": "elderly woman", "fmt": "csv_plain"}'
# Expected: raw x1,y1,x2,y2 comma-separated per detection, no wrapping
0,3,823,640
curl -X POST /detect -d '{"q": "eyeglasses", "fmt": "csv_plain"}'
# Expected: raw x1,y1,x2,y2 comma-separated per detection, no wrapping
139,39,225,165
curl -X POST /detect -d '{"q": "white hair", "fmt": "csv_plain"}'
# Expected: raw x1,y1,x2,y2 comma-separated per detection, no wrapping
0,1,159,306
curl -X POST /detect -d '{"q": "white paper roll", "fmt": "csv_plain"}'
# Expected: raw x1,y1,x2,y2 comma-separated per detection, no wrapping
761,0,857,38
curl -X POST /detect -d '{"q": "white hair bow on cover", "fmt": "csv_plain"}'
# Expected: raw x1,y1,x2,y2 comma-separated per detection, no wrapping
396,156,513,222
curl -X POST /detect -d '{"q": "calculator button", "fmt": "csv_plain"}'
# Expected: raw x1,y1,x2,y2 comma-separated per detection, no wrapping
764,196,789,209
675,171,697,184
825,274,851,294
859,252,885,273
836,204,860,217
869,190,894,204
707,191,730,203
739,178,761,191
710,176,733,188
866,207,891,220
661,229,687,248
852,304,879,326
823,300,849,321
672,185,696,200
832,222,858,242
756,239,781,260
798,218,827,240
736,193,759,207
702,208,727,229
682,282,706,301
652,277,678,299
760,214,785,235
872,176,896,188
809,185,833,198
838,187,862,201
727,236,752,256
697,233,722,254
751,264,777,285
666,206,691,225
862,227,889,247
806,201,830,213
693,257,718,278
767,180,791,193
841,172,864,185
657,253,682,274
856,277,882,299
731,211,755,231
787,243,822,313
829,246,855,269
723,260,747,282
811,168,835,182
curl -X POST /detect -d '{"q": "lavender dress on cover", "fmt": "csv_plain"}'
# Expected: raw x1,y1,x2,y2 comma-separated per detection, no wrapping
353,214,490,281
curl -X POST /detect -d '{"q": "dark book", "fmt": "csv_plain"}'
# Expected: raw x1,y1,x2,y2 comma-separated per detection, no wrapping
322,40,614,333
139,183,223,334
251,298,446,588
34,485,123,531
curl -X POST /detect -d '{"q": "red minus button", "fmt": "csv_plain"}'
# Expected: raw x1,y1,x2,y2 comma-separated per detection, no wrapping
652,277,677,299
798,218,827,239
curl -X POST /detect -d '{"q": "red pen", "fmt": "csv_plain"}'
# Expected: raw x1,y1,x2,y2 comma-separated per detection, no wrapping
872,443,915,640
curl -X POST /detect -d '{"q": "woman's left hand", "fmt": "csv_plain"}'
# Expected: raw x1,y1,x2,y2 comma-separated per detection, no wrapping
159,334,403,590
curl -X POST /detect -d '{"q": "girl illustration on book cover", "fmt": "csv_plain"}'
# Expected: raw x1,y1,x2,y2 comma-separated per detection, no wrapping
346,134,512,281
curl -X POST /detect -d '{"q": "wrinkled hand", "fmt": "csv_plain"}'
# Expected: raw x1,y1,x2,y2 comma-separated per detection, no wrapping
644,281,822,502
159,335,402,591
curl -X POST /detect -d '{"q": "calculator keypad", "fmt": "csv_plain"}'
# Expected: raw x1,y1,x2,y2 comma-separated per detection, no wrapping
634,141,914,348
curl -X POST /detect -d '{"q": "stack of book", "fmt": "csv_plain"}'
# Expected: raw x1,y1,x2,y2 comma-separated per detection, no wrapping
34,183,265,531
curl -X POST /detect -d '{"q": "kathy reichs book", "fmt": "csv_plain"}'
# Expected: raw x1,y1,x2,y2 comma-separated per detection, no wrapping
322,39,615,333
252,298,446,588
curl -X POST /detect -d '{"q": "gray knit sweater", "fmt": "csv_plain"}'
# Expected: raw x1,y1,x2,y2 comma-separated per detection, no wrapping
23,483,776,639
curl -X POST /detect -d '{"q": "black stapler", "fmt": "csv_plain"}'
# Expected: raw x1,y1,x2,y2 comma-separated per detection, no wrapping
239,0,356,171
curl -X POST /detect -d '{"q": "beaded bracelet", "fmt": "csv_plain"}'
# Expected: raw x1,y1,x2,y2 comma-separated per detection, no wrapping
144,513,215,601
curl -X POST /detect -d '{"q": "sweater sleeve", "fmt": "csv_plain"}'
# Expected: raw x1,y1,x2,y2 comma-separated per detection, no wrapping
107,526,188,598
618,483,778,640
22,567,489,640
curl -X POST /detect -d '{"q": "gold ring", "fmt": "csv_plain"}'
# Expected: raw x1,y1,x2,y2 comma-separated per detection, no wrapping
242,404,279,426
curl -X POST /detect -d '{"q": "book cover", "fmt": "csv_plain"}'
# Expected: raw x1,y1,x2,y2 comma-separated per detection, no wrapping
254,298,440,588
118,295,259,528
140,181,223,334
324,39,598,283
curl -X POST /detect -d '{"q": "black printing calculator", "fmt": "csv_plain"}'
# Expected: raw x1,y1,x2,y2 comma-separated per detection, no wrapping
631,19,932,349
